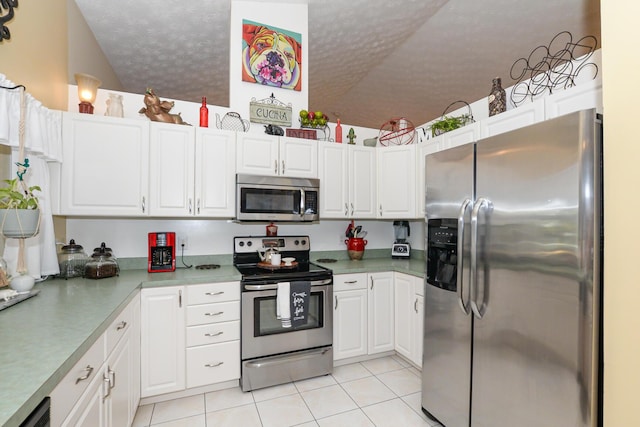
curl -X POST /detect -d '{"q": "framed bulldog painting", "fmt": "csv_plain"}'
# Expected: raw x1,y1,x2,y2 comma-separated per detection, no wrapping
242,19,302,91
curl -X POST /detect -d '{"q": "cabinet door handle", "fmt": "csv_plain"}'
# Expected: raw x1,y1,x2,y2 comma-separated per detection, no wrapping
350,203,354,217
274,160,278,174
414,298,418,313
75,365,94,384
344,203,349,216
335,295,338,310
116,321,127,331
205,291,224,296
188,198,193,214
379,204,383,216
142,196,146,213
197,199,201,215
282,160,285,175
102,373,111,401
179,289,182,308
205,331,224,337
205,362,224,368
205,311,224,316
370,276,374,290
108,367,116,389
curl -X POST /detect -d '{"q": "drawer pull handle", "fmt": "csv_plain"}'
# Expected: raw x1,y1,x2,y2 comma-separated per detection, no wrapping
75,365,94,384
205,362,224,368
205,291,224,296
205,331,224,337
205,311,224,316
344,280,358,284
116,321,127,330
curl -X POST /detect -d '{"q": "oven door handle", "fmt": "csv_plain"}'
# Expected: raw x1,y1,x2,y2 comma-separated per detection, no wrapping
243,278,332,291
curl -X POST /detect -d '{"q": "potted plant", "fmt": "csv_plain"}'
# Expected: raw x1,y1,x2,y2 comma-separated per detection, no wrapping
0,178,41,238
428,100,475,137
428,115,471,137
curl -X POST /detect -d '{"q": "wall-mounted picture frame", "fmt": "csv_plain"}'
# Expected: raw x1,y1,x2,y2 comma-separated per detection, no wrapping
242,19,302,91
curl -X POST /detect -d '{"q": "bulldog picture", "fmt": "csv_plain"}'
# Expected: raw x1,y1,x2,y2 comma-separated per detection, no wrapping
242,20,302,91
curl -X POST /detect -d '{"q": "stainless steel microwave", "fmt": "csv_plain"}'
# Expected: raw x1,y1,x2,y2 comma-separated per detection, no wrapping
235,174,320,222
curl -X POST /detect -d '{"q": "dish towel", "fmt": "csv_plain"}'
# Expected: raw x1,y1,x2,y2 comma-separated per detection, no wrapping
290,281,311,328
276,282,291,328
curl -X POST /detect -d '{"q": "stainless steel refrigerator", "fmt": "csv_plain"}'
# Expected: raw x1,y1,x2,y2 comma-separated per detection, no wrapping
421,109,602,427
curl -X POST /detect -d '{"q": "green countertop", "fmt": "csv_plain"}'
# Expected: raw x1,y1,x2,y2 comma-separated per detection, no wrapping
0,255,424,427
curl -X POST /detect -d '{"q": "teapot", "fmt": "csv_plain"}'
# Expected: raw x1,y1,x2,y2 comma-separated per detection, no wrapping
257,246,279,263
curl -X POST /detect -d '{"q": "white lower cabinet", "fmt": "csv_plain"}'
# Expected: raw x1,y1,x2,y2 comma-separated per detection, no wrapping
141,286,186,397
140,282,241,398
52,295,140,427
186,341,240,388
367,272,395,354
60,368,108,427
394,272,425,368
394,273,414,360
185,282,241,389
412,294,424,367
334,272,425,363
333,274,368,360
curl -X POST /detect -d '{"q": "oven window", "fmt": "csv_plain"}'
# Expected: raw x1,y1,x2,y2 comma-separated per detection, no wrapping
241,188,301,214
254,291,324,336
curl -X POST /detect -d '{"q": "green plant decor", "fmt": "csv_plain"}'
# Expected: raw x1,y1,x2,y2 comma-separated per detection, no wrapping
0,178,41,210
429,114,472,137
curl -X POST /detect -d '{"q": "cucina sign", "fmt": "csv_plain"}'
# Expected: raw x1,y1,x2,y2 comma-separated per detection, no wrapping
249,98,292,126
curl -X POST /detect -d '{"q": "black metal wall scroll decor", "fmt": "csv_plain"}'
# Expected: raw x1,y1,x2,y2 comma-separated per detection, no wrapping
0,0,18,42
509,31,599,107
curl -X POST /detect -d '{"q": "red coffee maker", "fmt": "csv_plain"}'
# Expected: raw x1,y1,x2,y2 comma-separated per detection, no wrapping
148,232,176,272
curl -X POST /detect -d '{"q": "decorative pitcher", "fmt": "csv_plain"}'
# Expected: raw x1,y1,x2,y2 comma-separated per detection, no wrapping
345,237,367,260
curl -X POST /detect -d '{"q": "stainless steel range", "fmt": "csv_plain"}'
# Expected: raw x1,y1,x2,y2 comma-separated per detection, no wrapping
234,235,333,392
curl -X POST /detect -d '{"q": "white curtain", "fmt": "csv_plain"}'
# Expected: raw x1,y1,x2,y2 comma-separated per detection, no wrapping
0,74,62,279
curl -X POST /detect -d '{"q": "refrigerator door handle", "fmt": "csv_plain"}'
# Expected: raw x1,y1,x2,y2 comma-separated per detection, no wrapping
457,198,472,315
470,197,491,319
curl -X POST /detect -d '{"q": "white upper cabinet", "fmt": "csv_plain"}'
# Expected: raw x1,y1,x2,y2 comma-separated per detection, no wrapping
149,122,196,216
195,128,237,217
318,143,376,219
544,77,603,119
480,100,545,138
60,113,150,216
236,133,317,178
377,144,416,218
279,136,318,178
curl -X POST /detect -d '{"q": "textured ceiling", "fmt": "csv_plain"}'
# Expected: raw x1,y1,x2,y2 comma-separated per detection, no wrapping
74,0,600,129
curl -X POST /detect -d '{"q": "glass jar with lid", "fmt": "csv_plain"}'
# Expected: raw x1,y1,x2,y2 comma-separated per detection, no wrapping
58,239,89,279
84,242,119,279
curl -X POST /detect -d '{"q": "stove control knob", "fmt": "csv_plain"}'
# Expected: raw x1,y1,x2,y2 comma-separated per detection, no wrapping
294,240,300,245
247,241,252,247
239,241,244,247
301,239,307,246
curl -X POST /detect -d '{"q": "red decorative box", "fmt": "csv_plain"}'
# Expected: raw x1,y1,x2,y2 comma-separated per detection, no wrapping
286,128,317,140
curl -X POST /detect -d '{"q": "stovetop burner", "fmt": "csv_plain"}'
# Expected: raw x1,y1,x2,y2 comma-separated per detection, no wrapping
233,235,332,284
195,264,220,270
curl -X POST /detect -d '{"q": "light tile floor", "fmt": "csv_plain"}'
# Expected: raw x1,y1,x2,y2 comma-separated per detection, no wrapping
132,356,444,427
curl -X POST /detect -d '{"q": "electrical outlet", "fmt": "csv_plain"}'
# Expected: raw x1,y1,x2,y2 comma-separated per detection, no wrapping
179,235,188,251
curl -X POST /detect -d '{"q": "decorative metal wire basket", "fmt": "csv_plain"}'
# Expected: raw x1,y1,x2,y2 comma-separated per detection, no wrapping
429,100,475,137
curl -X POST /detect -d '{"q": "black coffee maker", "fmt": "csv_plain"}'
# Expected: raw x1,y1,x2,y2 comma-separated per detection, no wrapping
391,221,411,258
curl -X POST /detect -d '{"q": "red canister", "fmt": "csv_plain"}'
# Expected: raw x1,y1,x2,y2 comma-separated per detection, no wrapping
345,237,367,260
